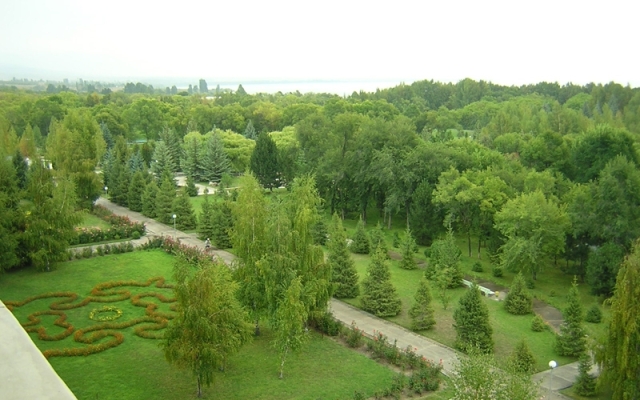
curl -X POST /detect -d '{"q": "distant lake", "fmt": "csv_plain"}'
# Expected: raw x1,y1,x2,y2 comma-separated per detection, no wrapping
219,80,411,95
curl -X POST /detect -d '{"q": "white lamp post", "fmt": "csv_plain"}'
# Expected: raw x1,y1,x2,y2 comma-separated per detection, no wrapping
172,214,177,238
104,186,108,197
548,360,557,399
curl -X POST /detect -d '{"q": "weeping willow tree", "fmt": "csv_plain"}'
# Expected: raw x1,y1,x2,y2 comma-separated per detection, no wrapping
599,239,640,399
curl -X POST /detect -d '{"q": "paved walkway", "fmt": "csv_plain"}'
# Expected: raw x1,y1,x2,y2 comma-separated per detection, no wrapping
95,197,578,399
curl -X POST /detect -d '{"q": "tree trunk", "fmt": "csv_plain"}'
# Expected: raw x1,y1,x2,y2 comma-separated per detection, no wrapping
387,211,392,230
255,316,260,336
478,237,482,259
197,375,202,398
467,230,472,258
279,346,288,379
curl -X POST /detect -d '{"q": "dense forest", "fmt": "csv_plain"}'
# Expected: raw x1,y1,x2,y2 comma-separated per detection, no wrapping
1,78,640,299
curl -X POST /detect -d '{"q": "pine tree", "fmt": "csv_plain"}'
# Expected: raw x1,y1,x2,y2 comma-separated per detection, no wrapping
127,151,145,174
504,272,533,315
151,141,176,177
197,192,215,240
555,278,586,357
369,222,389,258
12,149,28,189
600,239,640,400
202,132,232,183
400,228,418,270
156,173,176,224
185,175,198,197
127,171,146,212
328,213,360,298
182,135,203,181
100,122,114,150
141,180,159,218
351,218,370,254
509,339,536,374
211,200,233,249
574,353,597,397
426,227,463,287
453,283,494,354
172,188,197,231
250,132,279,189
361,248,401,317
110,160,130,207
244,120,257,140
161,128,183,171
409,278,436,331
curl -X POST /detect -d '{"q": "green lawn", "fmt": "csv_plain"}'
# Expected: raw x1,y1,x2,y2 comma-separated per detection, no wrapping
0,251,400,400
78,211,111,229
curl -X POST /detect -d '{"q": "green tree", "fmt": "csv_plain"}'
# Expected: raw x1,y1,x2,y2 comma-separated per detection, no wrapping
555,278,586,357
155,173,176,224
172,188,197,231
0,157,20,272
273,277,308,379
244,120,257,140
399,228,418,270
508,339,536,374
22,162,81,271
202,132,232,183
350,218,370,254
361,248,402,317
127,170,146,212
426,227,463,287
599,239,640,399
151,141,177,177
369,222,389,257
250,132,280,189
495,190,570,280
231,174,269,335
141,180,159,218
182,134,204,181
185,175,198,197
12,149,28,189
504,272,533,315
409,278,436,331
574,353,597,397
587,242,625,297
453,283,493,354
163,256,252,398
328,213,360,298
197,192,215,240
211,199,233,249
110,159,130,207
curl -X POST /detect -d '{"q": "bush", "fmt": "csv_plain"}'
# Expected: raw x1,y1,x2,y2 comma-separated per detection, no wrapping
345,321,364,348
409,362,441,393
509,339,536,374
81,247,94,259
504,272,532,315
131,231,141,240
96,246,105,256
525,278,535,289
492,266,503,277
531,315,547,332
549,290,557,297
585,305,603,323
471,262,483,273
311,311,341,336
574,353,597,397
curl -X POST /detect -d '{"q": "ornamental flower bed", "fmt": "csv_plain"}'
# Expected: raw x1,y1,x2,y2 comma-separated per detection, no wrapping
72,206,145,245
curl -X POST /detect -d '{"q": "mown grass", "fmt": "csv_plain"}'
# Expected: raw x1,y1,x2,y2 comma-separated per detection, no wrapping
78,211,111,229
0,250,400,400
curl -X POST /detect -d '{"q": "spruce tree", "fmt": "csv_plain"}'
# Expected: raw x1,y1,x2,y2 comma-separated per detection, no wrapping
127,171,146,212
161,127,183,172
328,213,360,298
156,173,176,224
509,339,536,374
172,188,197,231
250,132,279,189
197,192,215,240
555,278,586,357
141,180,159,218
351,218,370,254
361,248,401,317
202,132,232,183
369,222,389,258
244,120,257,140
211,200,233,249
426,227,463,287
600,239,640,400
182,135,203,181
409,278,436,331
12,149,28,189
111,160,130,207
400,228,418,270
151,141,176,177
504,272,533,315
185,175,198,197
574,353,597,397
453,283,494,354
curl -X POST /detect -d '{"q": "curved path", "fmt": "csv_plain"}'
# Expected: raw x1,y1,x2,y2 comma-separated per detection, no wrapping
95,197,575,399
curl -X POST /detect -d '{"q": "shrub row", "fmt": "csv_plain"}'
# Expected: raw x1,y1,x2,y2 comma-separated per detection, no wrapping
68,242,136,260
71,206,145,245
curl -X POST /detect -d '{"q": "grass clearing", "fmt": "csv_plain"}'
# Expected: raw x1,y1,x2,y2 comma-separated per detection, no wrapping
78,211,111,229
1,250,401,400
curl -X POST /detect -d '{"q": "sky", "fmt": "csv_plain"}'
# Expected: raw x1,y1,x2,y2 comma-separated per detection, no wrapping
0,0,638,88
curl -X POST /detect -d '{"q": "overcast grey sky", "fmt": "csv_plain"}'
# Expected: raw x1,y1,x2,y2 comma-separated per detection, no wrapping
0,0,638,86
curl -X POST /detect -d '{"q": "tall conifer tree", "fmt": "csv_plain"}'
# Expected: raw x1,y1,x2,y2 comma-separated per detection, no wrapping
328,213,360,298
361,248,401,317
555,278,586,357
453,283,494,354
